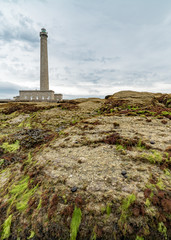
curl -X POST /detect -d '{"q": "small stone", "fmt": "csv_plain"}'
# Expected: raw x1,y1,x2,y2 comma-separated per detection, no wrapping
150,140,155,144
121,170,127,176
71,186,77,192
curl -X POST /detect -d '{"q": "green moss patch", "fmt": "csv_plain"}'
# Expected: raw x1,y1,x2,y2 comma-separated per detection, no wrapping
1,214,12,240
70,206,82,240
1,140,20,153
8,176,38,213
119,194,136,227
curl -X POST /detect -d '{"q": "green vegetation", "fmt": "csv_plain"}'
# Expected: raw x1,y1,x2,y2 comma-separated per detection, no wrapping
145,183,156,192
119,194,136,226
27,152,32,163
137,110,147,114
0,123,8,129
141,150,162,164
18,122,24,128
25,120,32,129
156,179,165,190
2,140,20,153
166,99,171,107
106,203,112,216
27,230,35,239
135,236,144,240
137,140,145,149
158,222,167,240
145,198,151,207
100,206,106,214
1,214,13,240
62,195,67,204
71,118,79,125
0,159,4,166
161,111,171,116
37,198,42,210
127,105,139,110
70,206,82,240
25,152,36,167
132,107,139,110
90,227,97,240
8,176,38,213
164,168,171,176
16,185,38,212
116,144,125,151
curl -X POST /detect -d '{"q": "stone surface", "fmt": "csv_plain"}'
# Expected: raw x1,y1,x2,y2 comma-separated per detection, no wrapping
0,93,170,239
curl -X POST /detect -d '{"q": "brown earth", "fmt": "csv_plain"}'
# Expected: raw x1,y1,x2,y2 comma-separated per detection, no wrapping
0,91,170,240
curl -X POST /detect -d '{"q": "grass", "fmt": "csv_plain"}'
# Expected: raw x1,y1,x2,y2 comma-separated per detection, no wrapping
1,214,13,240
70,206,82,240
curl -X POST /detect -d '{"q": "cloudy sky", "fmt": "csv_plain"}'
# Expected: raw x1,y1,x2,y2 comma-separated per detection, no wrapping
0,0,171,99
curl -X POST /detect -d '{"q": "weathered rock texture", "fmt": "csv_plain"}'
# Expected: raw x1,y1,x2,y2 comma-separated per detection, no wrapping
0,91,170,240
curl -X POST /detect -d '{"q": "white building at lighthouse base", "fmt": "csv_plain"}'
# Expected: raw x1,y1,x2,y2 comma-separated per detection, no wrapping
15,90,62,102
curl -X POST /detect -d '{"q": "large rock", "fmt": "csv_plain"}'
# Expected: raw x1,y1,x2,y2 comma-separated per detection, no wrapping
109,90,171,107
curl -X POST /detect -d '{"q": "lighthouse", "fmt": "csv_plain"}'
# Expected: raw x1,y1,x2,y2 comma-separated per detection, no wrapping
17,28,63,102
40,28,49,91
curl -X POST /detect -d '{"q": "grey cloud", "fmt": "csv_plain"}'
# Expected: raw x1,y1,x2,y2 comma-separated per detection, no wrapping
0,54,7,59
1,0,19,2
80,72,102,82
64,94,104,100
100,57,120,63
1,29,38,44
79,57,120,63
1,0,171,99
0,81,20,95
0,14,38,46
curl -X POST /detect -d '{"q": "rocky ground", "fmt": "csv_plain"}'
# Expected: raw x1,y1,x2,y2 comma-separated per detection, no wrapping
0,91,170,240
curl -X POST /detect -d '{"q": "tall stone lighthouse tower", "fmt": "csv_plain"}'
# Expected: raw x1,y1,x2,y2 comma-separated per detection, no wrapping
17,28,63,101
40,28,49,91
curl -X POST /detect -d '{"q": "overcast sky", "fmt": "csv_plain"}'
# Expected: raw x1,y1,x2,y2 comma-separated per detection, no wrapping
0,0,171,99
